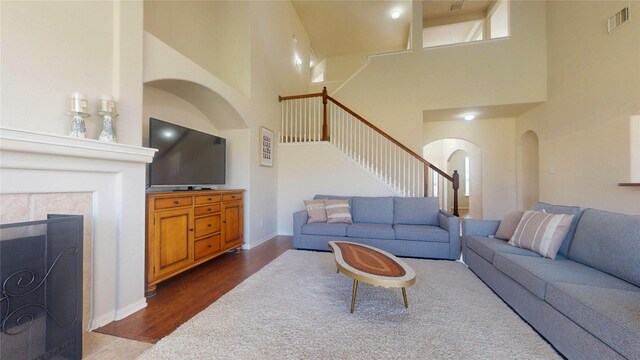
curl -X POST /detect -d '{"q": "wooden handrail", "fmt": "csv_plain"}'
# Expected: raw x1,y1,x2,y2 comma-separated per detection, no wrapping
429,164,453,182
328,96,429,166
278,92,323,102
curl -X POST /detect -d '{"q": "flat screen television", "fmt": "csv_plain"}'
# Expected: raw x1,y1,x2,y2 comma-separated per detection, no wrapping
148,118,226,187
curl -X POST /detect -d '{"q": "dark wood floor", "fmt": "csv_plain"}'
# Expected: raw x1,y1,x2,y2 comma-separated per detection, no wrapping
95,236,293,343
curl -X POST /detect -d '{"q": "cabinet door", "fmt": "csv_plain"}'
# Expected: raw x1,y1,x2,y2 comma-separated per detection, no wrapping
221,201,243,250
153,207,193,277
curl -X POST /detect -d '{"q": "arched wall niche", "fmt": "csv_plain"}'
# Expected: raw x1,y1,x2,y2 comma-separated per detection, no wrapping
518,130,540,210
144,79,247,130
143,32,250,130
424,138,483,219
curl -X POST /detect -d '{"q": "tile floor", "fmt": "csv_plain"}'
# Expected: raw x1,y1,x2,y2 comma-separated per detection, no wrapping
83,331,152,359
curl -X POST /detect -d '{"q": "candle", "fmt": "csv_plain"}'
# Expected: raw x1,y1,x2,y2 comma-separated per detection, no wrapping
70,92,87,113
100,95,115,113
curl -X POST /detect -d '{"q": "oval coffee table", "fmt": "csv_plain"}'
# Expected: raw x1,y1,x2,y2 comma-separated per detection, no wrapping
328,241,416,313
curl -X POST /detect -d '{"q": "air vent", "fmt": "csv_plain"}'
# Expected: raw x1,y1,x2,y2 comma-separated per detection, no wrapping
608,6,630,33
449,0,464,12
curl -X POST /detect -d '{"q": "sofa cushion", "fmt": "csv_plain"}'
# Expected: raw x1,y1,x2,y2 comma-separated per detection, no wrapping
508,210,574,259
393,224,448,242
533,202,583,257
304,200,327,223
493,253,639,300
351,197,394,224
466,236,540,263
393,197,439,226
346,223,395,239
546,282,640,359
568,209,640,287
324,200,353,224
495,210,524,240
301,223,349,237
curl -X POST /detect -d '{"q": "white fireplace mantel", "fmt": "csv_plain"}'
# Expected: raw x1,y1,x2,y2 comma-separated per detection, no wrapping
0,127,156,329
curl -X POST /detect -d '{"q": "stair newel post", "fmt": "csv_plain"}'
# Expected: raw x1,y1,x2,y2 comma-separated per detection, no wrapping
322,86,328,141
452,170,460,217
423,162,429,197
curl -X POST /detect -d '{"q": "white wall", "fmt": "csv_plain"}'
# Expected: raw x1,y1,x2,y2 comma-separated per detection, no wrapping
144,0,250,96
1,1,143,146
424,118,517,219
333,0,546,153
277,143,398,235
517,1,640,215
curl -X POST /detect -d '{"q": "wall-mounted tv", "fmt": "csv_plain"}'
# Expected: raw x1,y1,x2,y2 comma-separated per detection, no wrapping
148,118,226,187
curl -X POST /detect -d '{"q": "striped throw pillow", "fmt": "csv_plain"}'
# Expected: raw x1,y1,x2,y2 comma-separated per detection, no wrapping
324,199,353,224
509,210,574,259
304,200,327,223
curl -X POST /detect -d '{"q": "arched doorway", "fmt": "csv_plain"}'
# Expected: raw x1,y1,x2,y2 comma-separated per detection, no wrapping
519,131,539,210
423,139,482,219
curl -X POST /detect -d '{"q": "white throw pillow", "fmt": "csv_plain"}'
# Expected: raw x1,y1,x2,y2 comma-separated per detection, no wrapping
508,210,574,259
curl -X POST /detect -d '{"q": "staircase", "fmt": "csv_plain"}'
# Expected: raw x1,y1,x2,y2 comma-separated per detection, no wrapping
279,88,459,216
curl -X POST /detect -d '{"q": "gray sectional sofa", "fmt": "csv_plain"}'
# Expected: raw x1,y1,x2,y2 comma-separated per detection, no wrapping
462,202,640,359
293,195,460,260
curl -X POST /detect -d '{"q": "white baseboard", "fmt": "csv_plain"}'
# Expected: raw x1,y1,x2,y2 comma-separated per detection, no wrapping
245,233,278,249
115,298,147,320
88,298,147,331
90,312,116,331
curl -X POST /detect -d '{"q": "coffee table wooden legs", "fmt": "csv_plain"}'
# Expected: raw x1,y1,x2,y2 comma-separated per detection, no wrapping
402,287,408,308
350,279,359,313
350,282,410,313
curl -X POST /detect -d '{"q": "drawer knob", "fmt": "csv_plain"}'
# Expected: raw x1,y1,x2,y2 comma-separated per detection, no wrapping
208,198,212,200
174,201,179,204
189,228,194,232
208,208,212,211
208,224,212,227
207,245,212,248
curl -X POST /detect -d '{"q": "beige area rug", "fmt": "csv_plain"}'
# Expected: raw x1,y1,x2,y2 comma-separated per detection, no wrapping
138,250,560,359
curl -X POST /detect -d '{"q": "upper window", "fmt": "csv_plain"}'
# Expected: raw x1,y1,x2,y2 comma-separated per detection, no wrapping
423,0,509,49
489,0,509,39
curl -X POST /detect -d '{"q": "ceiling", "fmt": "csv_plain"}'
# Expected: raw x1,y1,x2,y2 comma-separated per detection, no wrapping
423,0,493,20
291,0,412,60
292,0,494,60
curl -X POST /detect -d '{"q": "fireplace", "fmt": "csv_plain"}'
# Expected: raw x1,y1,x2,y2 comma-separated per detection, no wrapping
0,127,156,331
0,215,83,360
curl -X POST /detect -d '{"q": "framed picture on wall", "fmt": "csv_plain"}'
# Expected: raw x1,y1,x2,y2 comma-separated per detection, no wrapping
260,126,274,167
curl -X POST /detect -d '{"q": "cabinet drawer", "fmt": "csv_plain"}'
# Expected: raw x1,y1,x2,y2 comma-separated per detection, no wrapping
195,194,221,205
222,193,242,202
194,204,221,216
155,196,192,210
194,214,221,238
194,235,221,260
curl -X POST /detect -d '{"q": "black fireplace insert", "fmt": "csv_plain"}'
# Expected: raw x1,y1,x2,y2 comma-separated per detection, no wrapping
0,215,83,360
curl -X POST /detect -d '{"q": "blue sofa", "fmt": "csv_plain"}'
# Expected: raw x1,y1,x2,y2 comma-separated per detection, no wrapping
463,202,640,359
293,195,460,260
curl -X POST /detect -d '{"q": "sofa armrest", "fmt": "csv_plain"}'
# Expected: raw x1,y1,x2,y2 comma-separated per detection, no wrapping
293,210,308,248
461,219,500,247
461,219,500,238
439,211,460,260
